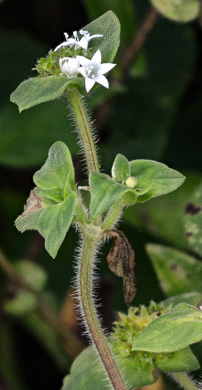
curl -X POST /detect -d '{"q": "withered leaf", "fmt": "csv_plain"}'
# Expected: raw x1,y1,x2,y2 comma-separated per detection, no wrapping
107,229,136,306
22,190,42,216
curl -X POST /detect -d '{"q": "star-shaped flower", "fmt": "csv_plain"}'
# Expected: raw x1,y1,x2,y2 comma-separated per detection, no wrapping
77,49,116,92
54,30,102,52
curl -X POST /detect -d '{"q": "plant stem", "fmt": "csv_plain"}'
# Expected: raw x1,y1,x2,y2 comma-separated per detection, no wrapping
67,88,100,174
168,372,198,390
77,226,128,390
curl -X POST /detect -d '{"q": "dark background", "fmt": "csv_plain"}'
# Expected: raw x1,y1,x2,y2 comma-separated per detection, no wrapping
1,0,202,389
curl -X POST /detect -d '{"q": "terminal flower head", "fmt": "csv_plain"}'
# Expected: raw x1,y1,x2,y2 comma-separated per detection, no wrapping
54,30,103,52
59,57,80,78
77,49,116,92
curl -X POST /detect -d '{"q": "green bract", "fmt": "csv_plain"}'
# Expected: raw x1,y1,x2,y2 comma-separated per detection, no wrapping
150,0,200,22
10,11,120,111
15,142,77,258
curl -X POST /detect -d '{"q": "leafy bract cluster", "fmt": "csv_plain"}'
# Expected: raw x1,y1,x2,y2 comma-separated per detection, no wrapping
11,11,120,111
62,293,202,390
15,141,185,258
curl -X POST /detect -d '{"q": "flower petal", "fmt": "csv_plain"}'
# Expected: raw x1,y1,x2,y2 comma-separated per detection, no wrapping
91,49,102,65
76,55,90,66
85,77,95,92
77,37,88,50
96,75,109,89
100,63,116,74
88,34,103,41
78,67,86,77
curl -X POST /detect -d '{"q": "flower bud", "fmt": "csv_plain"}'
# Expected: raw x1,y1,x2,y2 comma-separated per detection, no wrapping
125,177,138,189
59,57,80,78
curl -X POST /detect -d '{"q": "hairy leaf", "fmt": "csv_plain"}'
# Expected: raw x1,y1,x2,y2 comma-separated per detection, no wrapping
130,160,185,203
84,11,120,63
89,172,137,218
132,303,202,353
38,192,76,258
10,76,83,112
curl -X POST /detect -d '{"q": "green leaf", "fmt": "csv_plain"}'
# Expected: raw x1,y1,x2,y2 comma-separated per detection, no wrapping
89,172,137,218
62,346,156,390
151,0,200,22
84,11,120,63
112,154,131,183
130,160,185,203
15,209,43,232
14,260,47,292
146,244,202,296
38,192,76,258
34,141,75,198
155,347,200,372
161,292,202,310
10,76,83,112
84,0,134,49
4,291,37,315
184,182,202,256
132,303,202,353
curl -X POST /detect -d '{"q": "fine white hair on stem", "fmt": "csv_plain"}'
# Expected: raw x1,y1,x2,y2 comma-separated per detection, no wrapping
72,229,129,390
67,95,100,176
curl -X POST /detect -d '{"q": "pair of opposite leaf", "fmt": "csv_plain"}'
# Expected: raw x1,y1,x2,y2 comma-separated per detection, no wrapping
16,141,185,259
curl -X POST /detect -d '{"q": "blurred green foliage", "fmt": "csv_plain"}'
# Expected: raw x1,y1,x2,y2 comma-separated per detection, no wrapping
1,0,202,389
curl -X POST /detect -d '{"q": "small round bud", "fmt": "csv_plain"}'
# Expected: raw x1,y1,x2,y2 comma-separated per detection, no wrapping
59,57,80,78
125,177,138,188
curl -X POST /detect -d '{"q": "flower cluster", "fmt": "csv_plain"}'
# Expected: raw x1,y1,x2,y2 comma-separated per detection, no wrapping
56,30,116,92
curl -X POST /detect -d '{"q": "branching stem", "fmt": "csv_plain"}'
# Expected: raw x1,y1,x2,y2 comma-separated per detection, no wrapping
77,226,127,390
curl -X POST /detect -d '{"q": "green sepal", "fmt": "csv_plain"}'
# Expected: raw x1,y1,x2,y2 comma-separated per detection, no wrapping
146,244,202,296
15,209,43,232
130,160,185,203
34,141,75,200
112,154,131,183
38,192,76,258
10,76,83,112
84,11,120,63
155,347,200,372
132,303,202,353
151,0,200,22
89,172,137,218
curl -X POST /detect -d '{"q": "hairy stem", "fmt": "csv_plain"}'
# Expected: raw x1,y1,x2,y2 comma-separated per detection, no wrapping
77,226,128,390
67,88,100,174
168,372,198,390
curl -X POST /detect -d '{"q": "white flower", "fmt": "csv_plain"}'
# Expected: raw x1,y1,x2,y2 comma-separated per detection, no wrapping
77,49,116,92
59,57,80,78
54,30,102,52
